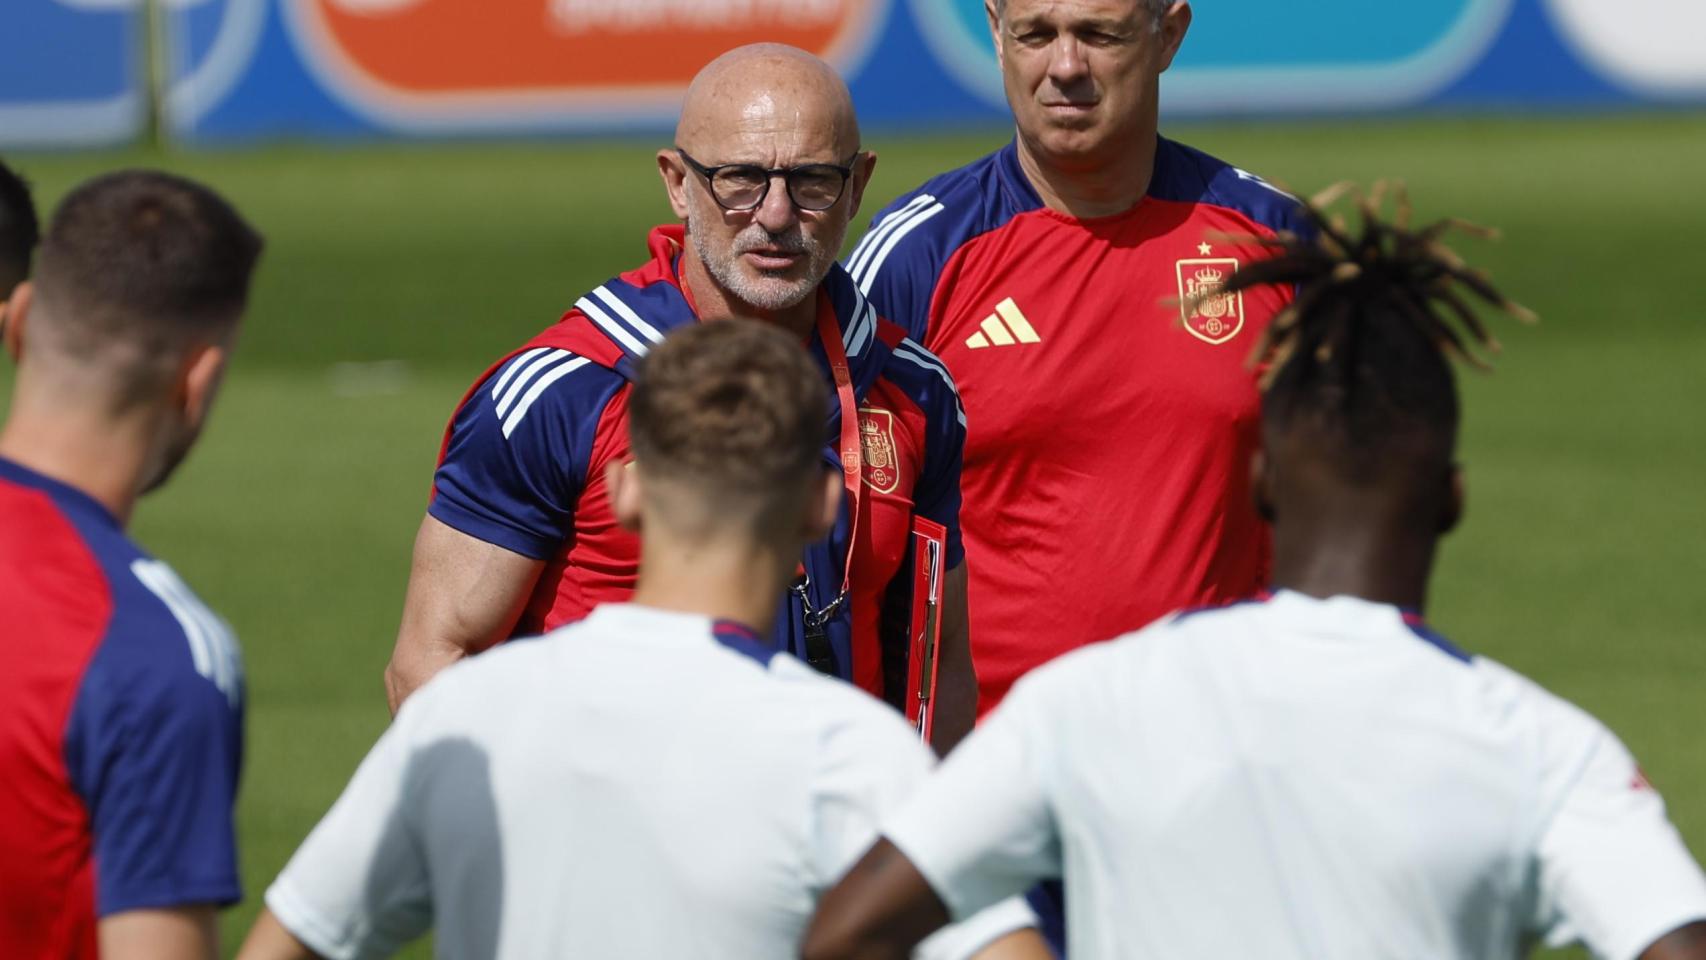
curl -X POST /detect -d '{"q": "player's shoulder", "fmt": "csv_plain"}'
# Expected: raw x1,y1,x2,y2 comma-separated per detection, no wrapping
1009,597,1277,703
1149,135,1311,237
848,142,1043,291
458,334,629,440
0,461,238,705
875,332,965,425
1463,653,1609,745
94,554,246,714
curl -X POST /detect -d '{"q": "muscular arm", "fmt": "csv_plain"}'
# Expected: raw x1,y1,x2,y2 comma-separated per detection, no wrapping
804,838,953,960
100,906,219,960
1643,922,1706,960
385,514,544,713
929,563,976,755
234,909,322,960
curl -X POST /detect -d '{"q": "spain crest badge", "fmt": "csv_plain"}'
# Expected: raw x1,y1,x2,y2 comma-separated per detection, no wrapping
1175,257,1245,345
858,407,900,494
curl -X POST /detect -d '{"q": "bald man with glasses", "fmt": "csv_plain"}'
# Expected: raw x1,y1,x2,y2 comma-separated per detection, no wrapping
385,44,982,757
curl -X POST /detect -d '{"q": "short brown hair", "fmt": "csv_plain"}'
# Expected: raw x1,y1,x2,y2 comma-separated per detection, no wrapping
628,320,828,530
33,170,262,362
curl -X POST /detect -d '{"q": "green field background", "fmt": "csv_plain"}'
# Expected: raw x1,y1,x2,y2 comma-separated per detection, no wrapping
4,115,1703,958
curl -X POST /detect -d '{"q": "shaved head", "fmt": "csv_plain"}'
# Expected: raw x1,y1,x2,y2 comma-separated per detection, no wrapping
660,44,876,323
675,43,861,160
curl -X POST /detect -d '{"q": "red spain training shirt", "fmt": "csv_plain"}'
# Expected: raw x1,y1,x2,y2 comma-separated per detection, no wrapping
429,227,968,702
851,137,1308,713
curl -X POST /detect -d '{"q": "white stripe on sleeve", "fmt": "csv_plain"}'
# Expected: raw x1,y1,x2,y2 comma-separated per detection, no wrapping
591,286,665,344
893,342,966,428
853,200,946,293
502,357,593,439
495,349,572,418
846,194,936,280
489,347,552,401
577,297,651,357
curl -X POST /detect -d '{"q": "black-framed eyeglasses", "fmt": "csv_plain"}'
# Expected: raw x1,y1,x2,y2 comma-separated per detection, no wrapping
676,148,859,212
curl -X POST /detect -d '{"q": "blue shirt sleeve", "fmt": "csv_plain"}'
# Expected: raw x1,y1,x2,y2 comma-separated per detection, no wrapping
429,349,621,560
889,339,967,569
66,560,246,916
848,198,948,344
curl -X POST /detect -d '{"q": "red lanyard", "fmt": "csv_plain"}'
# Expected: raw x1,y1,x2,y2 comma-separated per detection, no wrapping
804,300,863,623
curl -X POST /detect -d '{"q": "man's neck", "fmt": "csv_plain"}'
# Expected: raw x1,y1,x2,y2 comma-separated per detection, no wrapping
1014,129,1158,220
1268,515,1439,613
678,248,817,340
0,397,154,527
628,535,797,637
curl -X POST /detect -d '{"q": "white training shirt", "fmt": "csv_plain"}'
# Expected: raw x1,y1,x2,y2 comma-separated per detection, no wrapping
885,590,1706,960
266,603,1028,960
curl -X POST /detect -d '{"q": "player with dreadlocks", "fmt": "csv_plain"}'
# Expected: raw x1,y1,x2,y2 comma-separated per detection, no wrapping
803,186,1706,960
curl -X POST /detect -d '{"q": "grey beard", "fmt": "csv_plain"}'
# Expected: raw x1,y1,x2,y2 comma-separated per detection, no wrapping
688,218,826,314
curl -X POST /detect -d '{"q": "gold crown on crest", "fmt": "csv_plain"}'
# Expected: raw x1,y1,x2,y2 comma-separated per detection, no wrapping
1193,265,1226,285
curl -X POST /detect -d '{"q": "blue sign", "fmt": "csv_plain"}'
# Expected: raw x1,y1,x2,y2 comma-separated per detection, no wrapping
4,0,1704,148
0,0,145,148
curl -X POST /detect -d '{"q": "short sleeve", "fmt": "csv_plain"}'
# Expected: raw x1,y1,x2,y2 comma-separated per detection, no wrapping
266,704,435,960
888,339,966,568
849,200,946,344
806,699,936,891
67,566,246,916
882,679,1061,921
1529,698,1706,960
429,348,619,560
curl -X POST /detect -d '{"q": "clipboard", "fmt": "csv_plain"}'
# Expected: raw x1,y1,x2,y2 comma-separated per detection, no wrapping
903,517,947,743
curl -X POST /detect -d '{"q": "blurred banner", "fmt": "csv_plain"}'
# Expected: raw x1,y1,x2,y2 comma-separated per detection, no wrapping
5,0,1704,147
0,0,146,147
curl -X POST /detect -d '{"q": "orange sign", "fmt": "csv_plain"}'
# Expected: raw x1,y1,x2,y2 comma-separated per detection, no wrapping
293,0,886,108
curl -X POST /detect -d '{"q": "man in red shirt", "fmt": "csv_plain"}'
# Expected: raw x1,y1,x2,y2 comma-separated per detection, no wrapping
849,0,1306,713
0,169,261,960
386,45,981,753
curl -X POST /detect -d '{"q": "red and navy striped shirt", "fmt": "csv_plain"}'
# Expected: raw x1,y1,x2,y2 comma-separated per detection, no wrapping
430,226,967,702
0,458,244,959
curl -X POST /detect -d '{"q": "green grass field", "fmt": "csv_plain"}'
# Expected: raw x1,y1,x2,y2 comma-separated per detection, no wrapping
5,114,1705,958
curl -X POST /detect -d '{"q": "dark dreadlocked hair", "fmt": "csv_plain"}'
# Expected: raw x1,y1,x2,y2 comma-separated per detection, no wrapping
1207,182,1535,479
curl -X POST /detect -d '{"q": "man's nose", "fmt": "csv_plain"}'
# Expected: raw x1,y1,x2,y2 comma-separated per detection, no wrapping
1047,36,1091,87
753,174,799,233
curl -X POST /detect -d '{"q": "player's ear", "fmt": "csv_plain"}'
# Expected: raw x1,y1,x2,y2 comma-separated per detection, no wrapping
2,281,33,362
845,151,878,220
985,1,1006,69
1440,463,1465,535
803,467,842,540
607,460,644,533
657,150,693,221
1155,2,1192,73
1250,447,1276,524
176,340,229,433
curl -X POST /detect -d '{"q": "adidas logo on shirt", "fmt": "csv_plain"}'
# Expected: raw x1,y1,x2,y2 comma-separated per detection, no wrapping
965,298,1040,349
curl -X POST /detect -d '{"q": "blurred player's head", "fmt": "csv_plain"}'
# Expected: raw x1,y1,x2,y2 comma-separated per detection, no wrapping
0,157,39,325
988,0,1189,174
660,43,877,317
611,320,838,559
1219,184,1534,566
1,170,263,500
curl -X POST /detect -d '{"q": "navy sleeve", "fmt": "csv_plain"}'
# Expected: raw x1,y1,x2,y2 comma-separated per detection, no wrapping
67,559,246,916
429,348,620,560
847,196,949,344
889,339,967,569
